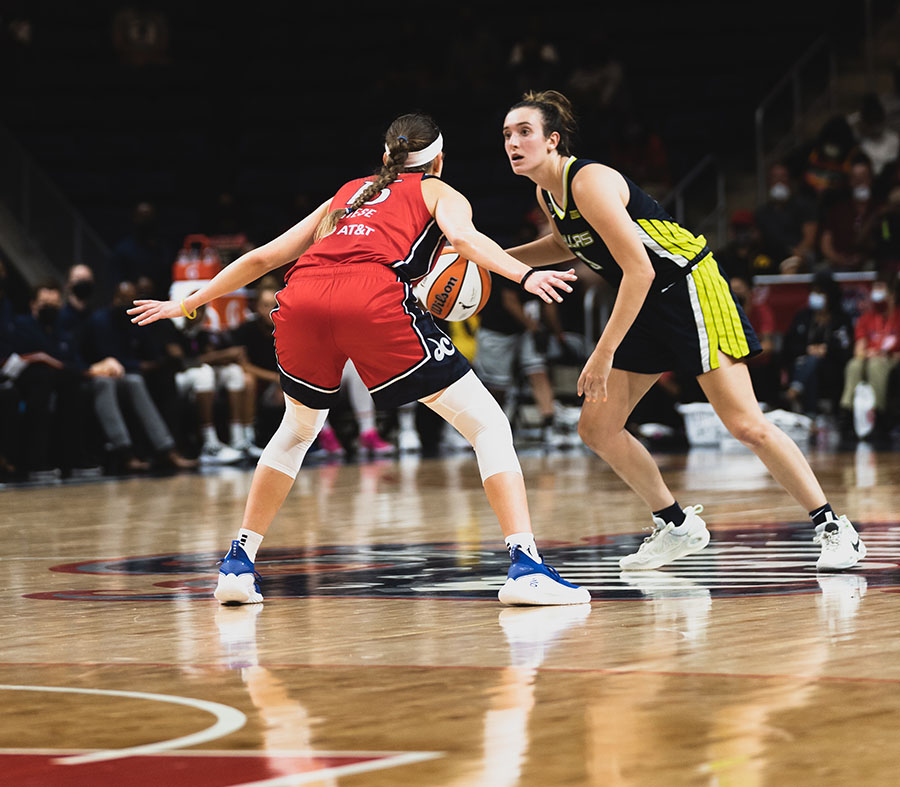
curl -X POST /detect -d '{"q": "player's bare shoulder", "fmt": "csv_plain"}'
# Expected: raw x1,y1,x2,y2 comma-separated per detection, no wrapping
571,161,628,204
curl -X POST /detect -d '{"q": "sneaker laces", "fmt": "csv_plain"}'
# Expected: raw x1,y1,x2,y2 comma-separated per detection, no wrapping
638,522,675,551
813,522,841,548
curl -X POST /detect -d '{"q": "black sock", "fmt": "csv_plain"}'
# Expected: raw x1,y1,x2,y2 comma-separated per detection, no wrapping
810,503,834,527
653,501,686,527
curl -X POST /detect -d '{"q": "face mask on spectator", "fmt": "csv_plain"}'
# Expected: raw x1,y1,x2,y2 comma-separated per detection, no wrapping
37,305,60,326
71,279,94,301
808,292,826,311
871,287,887,306
769,183,790,201
853,185,871,202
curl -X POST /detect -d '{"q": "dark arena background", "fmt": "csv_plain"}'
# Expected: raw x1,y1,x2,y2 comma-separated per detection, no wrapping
2,2,900,785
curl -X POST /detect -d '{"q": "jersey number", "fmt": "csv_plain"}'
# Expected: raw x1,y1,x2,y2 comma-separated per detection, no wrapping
346,181,392,207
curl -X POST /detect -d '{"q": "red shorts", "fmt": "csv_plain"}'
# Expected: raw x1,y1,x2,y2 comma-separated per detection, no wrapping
272,263,470,409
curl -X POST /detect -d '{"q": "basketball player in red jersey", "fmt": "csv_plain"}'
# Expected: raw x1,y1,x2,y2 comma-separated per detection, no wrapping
130,113,590,606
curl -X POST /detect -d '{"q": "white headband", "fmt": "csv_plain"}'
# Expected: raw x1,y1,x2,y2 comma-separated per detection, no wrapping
385,134,443,168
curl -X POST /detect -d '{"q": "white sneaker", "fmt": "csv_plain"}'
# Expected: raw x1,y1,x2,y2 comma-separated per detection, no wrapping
814,515,867,570
398,428,422,453
618,504,710,570
232,439,264,459
199,441,244,465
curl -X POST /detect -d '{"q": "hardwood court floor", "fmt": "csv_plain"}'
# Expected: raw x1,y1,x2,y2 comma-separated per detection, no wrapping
2,441,899,786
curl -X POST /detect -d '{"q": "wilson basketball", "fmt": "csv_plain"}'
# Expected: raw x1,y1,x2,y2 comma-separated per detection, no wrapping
413,250,492,321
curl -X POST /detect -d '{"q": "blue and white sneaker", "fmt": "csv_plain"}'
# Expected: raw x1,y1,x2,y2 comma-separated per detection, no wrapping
498,547,591,606
214,540,264,605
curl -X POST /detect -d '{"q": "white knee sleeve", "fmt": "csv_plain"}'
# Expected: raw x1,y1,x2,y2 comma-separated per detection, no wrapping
422,370,521,482
217,362,245,392
258,395,329,479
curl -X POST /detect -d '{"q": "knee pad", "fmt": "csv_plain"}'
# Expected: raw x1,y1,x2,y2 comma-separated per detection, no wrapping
258,395,328,479
422,370,521,482
218,363,245,392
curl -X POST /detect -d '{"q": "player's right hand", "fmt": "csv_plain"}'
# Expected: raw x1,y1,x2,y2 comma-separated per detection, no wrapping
522,268,577,304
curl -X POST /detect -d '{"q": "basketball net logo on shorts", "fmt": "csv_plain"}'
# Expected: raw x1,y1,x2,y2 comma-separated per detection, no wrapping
427,336,455,361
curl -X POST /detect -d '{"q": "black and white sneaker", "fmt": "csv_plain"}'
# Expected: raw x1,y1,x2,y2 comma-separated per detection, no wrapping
814,515,867,570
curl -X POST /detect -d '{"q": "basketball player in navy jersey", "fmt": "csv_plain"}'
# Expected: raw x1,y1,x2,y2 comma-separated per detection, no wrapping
130,112,590,606
501,90,865,572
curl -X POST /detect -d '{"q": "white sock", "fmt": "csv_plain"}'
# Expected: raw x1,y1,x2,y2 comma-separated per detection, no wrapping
357,410,376,434
203,425,219,446
230,422,244,445
244,424,256,444
236,528,264,562
398,404,416,433
505,532,542,563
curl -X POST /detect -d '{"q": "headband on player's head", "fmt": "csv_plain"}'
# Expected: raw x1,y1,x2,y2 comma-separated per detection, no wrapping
385,134,443,168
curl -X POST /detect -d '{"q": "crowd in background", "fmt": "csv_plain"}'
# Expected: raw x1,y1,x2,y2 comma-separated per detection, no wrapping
2,80,900,483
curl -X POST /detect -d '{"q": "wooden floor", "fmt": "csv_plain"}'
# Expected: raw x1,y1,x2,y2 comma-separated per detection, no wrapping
2,439,900,786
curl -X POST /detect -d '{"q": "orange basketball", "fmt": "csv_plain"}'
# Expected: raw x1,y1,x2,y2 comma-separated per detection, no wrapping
413,250,492,321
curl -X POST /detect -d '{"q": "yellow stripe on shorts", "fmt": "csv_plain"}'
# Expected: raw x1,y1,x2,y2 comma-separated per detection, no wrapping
690,255,750,370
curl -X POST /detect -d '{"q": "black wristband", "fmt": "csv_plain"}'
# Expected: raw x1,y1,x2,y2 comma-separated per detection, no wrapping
520,268,536,288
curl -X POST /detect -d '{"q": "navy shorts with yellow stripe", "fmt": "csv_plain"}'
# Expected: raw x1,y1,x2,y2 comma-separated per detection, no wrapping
613,254,761,376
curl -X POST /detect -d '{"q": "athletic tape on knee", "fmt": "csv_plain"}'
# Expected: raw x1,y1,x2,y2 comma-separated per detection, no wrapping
258,395,329,479
423,371,521,482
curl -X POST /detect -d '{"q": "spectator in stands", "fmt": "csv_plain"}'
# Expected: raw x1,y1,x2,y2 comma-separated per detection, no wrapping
11,281,99,480
82,280,196,473
729,274,781,407
507,14,562,95
838,273,900,441
848,92,900,177
230,278,283,444
0,258,22,477
800,114,859,201
715,209,776,280
109,201,174,300
110,4,170,67
174,302,261,464
754,162,818,271
860,182,900,276
819,155,881,271
565,34,632,163
782,271,854,417
608,114,671,197
474,275,570,448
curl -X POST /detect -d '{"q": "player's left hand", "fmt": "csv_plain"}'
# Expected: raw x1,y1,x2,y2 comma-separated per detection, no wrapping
522,268,577,304
128,299,184,325
577,348,612,403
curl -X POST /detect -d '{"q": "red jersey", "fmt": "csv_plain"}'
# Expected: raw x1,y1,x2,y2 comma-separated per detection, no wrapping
286,173,446,283
855,307,900,353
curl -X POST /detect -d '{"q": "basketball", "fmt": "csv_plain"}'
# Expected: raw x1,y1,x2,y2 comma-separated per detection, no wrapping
413,249,492,321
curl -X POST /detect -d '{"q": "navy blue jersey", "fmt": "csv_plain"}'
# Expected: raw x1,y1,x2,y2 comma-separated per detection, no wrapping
541,157,711,291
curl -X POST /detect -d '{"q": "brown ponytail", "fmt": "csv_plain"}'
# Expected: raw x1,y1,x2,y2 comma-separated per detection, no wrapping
313,113,442,242
509,89,579,156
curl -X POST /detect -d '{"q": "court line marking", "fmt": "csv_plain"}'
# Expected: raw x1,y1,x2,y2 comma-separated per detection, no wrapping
3,663,900,684
0,685,246,765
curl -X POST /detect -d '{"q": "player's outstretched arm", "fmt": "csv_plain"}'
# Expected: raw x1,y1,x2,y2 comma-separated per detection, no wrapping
129,200,331,325
427,180,576,304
